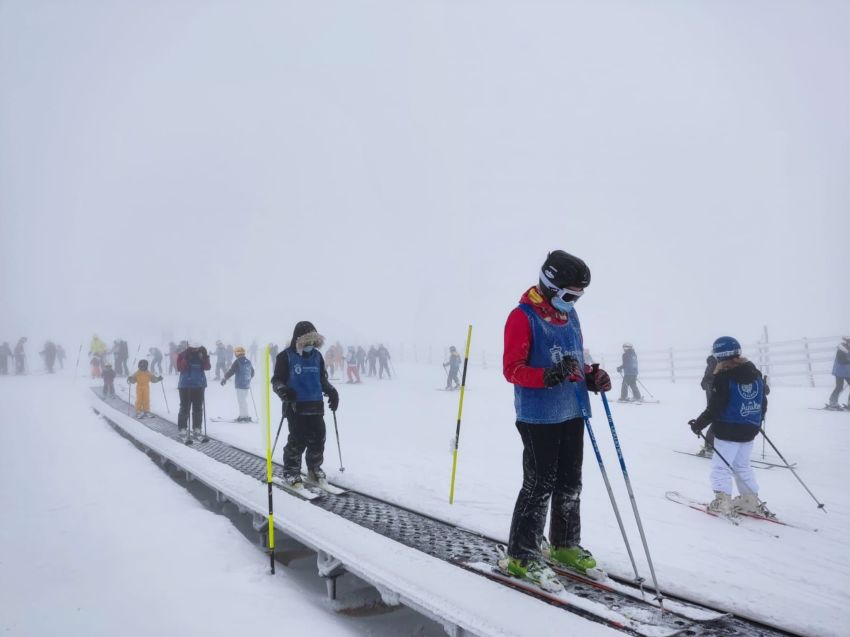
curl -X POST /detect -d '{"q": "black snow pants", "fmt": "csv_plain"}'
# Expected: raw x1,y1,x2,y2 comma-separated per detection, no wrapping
282,413,326,478
507,418,584,561
178,387,205,431
829,377,849,407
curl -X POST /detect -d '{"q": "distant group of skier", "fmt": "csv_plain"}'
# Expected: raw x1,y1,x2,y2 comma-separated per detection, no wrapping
0,338,67,375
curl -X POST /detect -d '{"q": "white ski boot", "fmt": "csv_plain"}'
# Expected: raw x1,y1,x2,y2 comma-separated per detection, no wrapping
708,491,736,518
733,493,775,519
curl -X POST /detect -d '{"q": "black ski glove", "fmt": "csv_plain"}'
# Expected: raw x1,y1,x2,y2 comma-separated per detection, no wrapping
689,419,704,435
220,379,226,386
585,364,612,393
543,356,579,388
326,386,339,412
275,386,296,402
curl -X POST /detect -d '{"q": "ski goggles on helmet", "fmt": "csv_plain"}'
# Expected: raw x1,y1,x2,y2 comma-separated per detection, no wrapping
539,269,585,303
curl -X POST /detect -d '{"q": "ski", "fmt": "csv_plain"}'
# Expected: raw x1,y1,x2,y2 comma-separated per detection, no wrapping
665,492,779,537
454,559,690,637
544,562,727,623
301,473,347,495
673,450,795,470
178,431,193,445
615,399,659,405
191,430,209,443
809,406,848,412
210,417,257,423
271,476,323,500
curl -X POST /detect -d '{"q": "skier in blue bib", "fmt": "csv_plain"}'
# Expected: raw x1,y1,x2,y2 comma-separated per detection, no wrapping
688,336,773,518
500,250,612,592
825,336,850,410
271,321,340,487
221,346,255,421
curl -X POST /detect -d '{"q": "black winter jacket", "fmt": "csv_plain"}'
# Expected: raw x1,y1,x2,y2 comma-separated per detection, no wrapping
694,358,768,443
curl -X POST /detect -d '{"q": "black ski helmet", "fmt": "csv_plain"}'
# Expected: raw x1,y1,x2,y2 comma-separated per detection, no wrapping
138,359,149,370
539,250,590,295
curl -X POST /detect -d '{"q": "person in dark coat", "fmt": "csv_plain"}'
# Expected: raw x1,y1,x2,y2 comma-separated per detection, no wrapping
148,347,164,375
697,353,719,456
14,337,27,375
826,336,850,410
616,343,641,402
271,321,339,486
213,341,227,380
56,344,66,369
102,363,117,398
40,341,57,373
176,341,211,438
689,336,772,518
0,341,12,375
377,344,392,379
443,346,462,390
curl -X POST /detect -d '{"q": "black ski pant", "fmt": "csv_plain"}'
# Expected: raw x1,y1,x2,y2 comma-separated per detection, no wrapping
620,375,641,400
508,418,584,561
379,361,391,379
103,378,115,398
829,377,849,406
0,358,7,375
282,413,326,478
178,387,205,431
151,358,162,375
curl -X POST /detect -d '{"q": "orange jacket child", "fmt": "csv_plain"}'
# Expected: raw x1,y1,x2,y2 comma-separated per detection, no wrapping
128,359,163,418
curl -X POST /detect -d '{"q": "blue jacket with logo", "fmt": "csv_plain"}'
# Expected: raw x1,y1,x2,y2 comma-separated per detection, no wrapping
271,347,334,416
224,356,254,389
513,304,589,424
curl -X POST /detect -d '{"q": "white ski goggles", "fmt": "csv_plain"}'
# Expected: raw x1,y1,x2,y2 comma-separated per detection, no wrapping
540,270,585,303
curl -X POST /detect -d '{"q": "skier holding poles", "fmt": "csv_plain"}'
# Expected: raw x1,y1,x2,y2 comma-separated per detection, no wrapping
443,346,461,390
687,336,774,518
221,346,255,421
176,341,211,443
271,321,339,488
500,250,611,592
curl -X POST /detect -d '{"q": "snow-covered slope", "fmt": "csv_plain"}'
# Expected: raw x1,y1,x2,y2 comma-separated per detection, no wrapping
189,361,850,637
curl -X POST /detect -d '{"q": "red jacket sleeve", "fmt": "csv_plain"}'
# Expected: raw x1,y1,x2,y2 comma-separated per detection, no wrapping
503,307,546,388
176,352,187,372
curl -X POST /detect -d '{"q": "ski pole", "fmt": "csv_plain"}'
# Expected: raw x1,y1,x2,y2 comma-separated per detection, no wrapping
600,392,663,606
73,343,82,382
127,382,132,416
271,409,286,457
202,395,208,439
636,378,655,399
448,325,472,504
250,386,259,421
160,378,170,413
262,344,275,574
332,410,345,472
577,388,643,586
759,427,826,512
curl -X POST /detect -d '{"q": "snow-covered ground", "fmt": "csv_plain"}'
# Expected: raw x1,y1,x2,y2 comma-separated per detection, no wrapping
189,359,849,637
3,360,848,637
0,373,445,637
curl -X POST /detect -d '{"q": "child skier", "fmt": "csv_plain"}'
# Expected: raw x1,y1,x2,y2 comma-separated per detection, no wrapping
346,346,361,384
616,343,641,402
271,321,339,487
221,346,255,422
688,336,773,518
102,363,116,398
500,250,612,592
825,336,850,410
127,359,163,418
443,346,461,390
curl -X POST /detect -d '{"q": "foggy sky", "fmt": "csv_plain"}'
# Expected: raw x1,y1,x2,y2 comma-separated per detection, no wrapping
1,0,848,360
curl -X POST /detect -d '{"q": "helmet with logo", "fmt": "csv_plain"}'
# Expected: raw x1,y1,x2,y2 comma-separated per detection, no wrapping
712,336,741,360
539,250,591,298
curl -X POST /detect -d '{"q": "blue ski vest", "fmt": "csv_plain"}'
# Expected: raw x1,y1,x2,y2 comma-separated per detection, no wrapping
622,350,638,376
178,350,208,389
719,378,764,426
514,304,589,424
234,357,253,390
286,349,323,403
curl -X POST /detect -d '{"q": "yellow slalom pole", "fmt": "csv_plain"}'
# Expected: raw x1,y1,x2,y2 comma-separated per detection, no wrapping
449,325,473,504
264,345,276,573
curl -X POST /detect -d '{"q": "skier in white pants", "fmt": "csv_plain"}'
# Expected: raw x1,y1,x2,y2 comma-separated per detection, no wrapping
688,336,774,518
221,346,255,422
